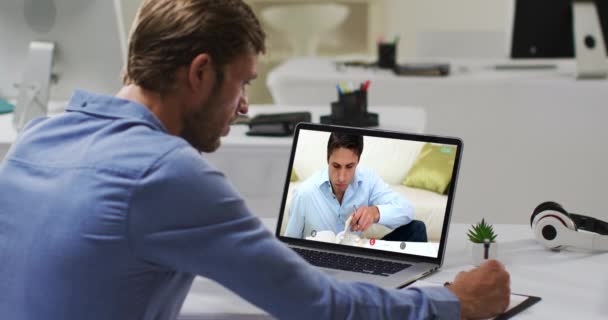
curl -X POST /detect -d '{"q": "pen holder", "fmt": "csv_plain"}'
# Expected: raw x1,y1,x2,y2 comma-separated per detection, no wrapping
377,43,397,69
321,89,378,127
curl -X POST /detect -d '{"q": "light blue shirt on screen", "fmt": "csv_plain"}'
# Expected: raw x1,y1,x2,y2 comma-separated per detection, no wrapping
0,90,459,319
285,167,414,239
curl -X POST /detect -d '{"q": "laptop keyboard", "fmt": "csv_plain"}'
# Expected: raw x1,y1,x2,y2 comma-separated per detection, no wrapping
292,247,411,277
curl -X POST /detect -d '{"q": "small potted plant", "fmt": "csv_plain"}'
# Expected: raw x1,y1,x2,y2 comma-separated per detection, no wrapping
467,218,498,266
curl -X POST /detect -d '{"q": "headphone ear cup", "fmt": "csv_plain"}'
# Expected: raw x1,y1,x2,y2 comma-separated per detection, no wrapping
534,216,569,250
530,201,568,227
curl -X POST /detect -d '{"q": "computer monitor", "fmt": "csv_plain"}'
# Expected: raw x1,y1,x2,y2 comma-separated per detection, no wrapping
511,0,608,78
0,0,127,130
511,0,608,58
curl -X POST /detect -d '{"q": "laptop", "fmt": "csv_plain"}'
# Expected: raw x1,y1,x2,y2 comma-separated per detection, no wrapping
275,123,463,288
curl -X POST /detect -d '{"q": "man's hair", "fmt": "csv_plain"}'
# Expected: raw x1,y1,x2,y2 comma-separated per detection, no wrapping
327,132,364,161
123,0,266,94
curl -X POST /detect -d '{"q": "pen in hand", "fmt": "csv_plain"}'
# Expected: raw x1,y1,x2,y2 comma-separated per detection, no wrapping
349,205,358,231
483,238,490,259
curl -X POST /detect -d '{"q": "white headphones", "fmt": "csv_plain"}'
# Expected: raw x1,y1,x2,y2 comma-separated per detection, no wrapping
531,201,608,251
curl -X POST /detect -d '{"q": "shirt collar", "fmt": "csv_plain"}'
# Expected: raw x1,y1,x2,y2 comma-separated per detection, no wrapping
317,166,364,192
65,90,168,132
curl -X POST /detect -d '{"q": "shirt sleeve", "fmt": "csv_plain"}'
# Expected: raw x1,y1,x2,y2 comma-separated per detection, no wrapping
284,188,305,238
128,147,460,319
367,171,415,229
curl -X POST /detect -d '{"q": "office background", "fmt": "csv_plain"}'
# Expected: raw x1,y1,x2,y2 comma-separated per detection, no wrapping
3,3,607,318
121,0,513,104
2,0,607,227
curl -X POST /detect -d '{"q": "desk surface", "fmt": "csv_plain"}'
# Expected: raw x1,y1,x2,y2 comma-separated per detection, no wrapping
179,218,608,320
0,100,66,145
0,113,16,144
218,104,426,147
0,104,426,147
205,104,425,219
267,57,608,106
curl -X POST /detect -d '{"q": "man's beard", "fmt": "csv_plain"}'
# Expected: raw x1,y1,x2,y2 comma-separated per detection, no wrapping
180,96,224,153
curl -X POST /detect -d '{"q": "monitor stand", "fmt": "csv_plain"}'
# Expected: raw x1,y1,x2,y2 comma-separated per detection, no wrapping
573,1,608,79
13,41,54,131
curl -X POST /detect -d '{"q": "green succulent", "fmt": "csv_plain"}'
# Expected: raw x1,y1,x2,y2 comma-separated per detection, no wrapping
467,218,497,243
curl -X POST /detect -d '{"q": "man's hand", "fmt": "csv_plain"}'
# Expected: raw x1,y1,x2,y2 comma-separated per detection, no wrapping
447,259,511,320
350,206,380,232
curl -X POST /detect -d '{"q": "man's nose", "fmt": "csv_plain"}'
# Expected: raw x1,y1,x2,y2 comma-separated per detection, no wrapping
238,95,249,114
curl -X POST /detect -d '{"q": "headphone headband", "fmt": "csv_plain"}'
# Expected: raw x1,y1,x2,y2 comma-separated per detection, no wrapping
569,213,608,235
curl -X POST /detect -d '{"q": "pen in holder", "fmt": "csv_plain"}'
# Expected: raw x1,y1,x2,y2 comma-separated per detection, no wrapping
321,82,378,127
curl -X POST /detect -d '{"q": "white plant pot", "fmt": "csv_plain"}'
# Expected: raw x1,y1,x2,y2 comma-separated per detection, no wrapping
471,242,498,266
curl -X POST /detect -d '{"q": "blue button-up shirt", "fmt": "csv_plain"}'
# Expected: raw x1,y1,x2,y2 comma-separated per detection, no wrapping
0,90,459,319
285,167,414,239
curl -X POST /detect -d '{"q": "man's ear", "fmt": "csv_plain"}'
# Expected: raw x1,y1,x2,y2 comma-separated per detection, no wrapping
187,53,214,95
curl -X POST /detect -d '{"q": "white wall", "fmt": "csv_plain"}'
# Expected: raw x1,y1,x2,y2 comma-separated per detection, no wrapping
120,0,141,37
383,0,514,59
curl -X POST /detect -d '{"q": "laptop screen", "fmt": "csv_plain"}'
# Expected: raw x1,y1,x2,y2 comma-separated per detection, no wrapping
276,123,462,261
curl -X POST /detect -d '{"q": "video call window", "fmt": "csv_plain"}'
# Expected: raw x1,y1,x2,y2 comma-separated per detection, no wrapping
279,129,458,258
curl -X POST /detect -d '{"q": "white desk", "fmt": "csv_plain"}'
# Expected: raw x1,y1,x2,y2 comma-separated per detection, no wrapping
0,100,66,158
267,57,608,226
179,218,608,320
203,104,425,218
0,113,17,158
266,58,585,107
0,104,426,219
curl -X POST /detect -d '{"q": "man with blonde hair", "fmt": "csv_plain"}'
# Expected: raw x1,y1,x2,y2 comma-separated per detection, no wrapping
0,1,509,319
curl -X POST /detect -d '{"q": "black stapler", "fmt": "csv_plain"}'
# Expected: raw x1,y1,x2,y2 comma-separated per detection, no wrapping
246,112,312,137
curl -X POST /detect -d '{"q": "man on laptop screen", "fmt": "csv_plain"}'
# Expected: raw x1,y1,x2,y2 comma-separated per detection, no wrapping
280,127,456,259
285,132,428,243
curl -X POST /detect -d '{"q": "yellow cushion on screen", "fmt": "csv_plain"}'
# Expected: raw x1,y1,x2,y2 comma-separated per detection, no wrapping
402,143,455,194
290,169,299,182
